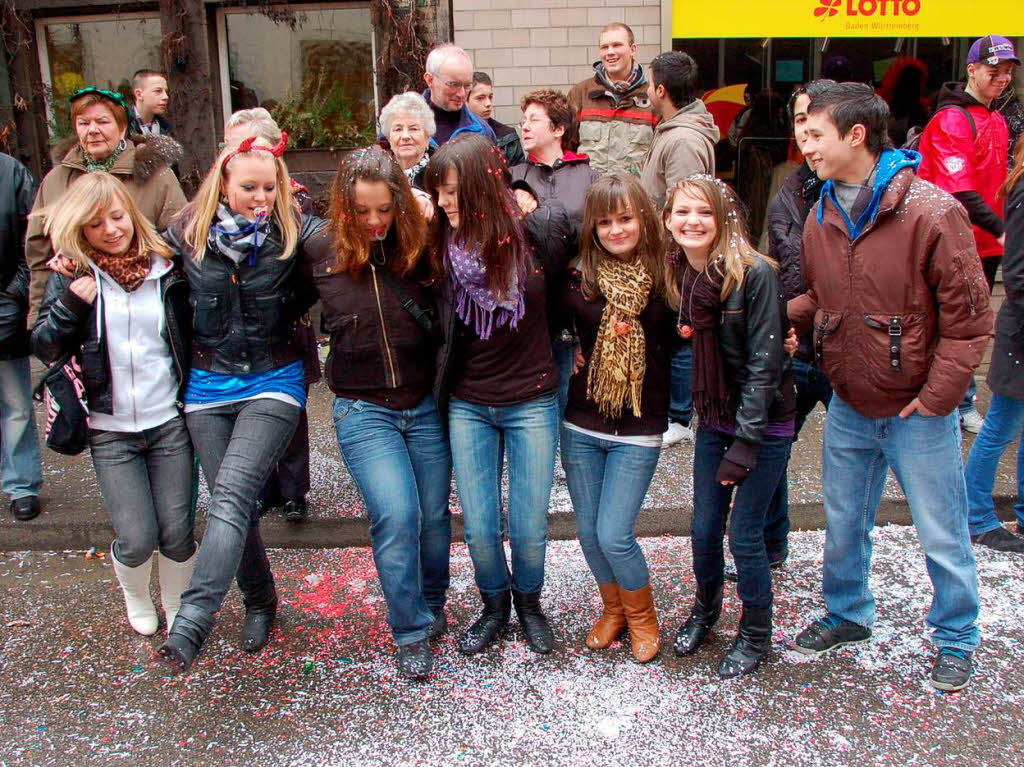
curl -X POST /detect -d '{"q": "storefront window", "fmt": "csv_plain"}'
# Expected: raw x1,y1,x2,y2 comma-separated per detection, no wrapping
35,15,162,138
220,5,377,149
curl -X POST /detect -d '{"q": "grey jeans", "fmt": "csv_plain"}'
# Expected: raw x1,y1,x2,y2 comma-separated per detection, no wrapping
175,398,299,642
89,414,196,567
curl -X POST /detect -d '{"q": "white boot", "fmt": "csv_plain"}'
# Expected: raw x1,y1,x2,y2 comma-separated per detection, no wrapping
158,551,196,631
110,547,158,636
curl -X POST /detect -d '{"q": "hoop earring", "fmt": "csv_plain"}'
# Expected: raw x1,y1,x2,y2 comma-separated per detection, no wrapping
118,137,128,151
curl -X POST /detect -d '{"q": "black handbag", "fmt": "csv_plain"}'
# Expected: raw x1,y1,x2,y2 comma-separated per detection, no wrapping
32,354,90,456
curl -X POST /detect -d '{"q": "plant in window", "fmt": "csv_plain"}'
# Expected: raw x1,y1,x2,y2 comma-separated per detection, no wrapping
269,66,376,149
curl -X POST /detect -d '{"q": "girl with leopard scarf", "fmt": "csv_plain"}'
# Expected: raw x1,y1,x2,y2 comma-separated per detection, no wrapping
561,174,678,664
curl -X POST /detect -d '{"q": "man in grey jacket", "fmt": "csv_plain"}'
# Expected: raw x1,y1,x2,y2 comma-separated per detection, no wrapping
641,51,720,449
641,51,720,211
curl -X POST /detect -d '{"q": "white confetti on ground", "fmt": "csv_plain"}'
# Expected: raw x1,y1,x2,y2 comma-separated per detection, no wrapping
1,526,1022,766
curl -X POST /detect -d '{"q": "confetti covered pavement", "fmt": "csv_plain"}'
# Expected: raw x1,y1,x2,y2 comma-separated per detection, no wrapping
2,526,1022,767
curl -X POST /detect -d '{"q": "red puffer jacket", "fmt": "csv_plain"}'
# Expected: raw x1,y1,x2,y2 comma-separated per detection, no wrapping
918,83,1009,260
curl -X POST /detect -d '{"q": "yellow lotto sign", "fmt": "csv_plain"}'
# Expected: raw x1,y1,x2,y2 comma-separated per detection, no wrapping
673,0,1024,38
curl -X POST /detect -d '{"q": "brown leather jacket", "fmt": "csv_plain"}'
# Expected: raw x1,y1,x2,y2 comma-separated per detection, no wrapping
789,166,993,418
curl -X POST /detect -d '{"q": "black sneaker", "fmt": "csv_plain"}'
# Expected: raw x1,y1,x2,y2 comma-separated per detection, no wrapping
930,648,973,692
397,639,432,680
283,498,308,523
793,614,871,655
970,526,1024,553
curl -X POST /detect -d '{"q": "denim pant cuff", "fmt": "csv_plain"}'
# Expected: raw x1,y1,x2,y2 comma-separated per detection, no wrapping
967,518,1004,537
394,629,431,647
935,639,981,653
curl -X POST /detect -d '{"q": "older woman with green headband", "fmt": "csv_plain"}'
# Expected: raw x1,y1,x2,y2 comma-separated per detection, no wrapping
25,87,186,322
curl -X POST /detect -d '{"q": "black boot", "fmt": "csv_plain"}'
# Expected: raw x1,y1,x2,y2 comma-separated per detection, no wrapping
427,606,448,641
673,584,723,656
457,590,511,655
156,628,201,674
718,605,772,678
397,638,432,680
512,589,554,654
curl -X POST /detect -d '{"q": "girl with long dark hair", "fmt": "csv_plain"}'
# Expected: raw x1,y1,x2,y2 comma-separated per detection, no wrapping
425,134,571,656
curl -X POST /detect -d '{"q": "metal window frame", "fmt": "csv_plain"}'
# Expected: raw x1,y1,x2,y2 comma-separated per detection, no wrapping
214,2,378,128
34,11,160,129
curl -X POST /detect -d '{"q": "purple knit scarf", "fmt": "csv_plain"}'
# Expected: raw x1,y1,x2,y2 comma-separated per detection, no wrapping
445,233,525,341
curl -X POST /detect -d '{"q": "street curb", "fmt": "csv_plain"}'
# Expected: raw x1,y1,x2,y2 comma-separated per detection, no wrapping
2,496,1019,552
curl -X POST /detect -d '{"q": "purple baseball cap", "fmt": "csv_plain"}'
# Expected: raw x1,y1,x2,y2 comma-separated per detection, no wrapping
968,35,1020,66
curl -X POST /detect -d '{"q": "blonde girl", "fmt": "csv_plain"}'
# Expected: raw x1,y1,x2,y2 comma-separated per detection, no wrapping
33,172,195,639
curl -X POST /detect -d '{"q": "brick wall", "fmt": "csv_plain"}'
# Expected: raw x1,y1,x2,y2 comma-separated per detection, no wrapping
453,0,664,126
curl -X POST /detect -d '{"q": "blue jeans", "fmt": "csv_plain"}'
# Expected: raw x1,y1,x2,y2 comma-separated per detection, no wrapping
668,343,693,426
561,427,660,590
965,392,1024,535
821,395,979,651
333,395,452,645
175,398,300,642
552,340,575,419
763,358,834,553
89,415,196,567
448,393,558,595
0,357,42,500
692,427,791,609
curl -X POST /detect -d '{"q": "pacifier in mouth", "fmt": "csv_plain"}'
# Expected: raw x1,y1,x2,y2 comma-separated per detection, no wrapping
370,226,388,241
252,206,268,218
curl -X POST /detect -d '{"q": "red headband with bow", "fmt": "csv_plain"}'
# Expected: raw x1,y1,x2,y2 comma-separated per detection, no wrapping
222,132,289,171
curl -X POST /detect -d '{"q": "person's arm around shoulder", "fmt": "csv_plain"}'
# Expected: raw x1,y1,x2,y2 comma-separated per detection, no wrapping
910,202,994,417
31,271,93,364
786,211,820,333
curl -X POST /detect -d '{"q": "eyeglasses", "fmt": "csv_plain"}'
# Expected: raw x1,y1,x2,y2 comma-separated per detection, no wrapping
518,116,552,129
68,86,128,110
441,79,474,92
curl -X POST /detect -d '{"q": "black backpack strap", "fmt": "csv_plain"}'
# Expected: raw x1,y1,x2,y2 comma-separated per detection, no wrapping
934,104,977,140
375,268,438,339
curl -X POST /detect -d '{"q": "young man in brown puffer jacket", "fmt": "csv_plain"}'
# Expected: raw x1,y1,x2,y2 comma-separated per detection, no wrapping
787,82,993,693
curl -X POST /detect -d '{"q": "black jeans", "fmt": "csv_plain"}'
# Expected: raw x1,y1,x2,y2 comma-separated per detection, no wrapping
260,405,311,503
174,398,300,643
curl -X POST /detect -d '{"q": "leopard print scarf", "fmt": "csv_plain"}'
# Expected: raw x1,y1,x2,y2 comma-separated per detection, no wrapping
85,239,149,293
586,257,652,419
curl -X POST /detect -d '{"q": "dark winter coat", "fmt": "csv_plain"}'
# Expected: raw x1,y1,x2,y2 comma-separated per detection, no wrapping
717,257,795,462
988,181,1024,399
164,210,326,376
300,229,436,409
765,162,824,361
31,265,192,413
0,154,36,360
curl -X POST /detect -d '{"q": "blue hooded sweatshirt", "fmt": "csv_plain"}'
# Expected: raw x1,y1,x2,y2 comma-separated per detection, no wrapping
817,148,921,240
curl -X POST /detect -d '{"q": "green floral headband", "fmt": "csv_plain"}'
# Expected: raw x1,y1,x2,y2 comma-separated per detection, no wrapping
68,87,128,111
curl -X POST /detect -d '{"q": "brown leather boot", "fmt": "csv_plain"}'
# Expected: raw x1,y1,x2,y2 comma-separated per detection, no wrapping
586,582,627,649
618,584,660,663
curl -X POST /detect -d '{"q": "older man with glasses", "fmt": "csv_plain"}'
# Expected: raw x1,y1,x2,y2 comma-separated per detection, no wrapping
422,43,496,146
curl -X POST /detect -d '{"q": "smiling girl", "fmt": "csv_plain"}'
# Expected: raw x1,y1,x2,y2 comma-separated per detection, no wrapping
665,175,795,678
33,173,195,638
560,174,675,663
156,136,324,672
